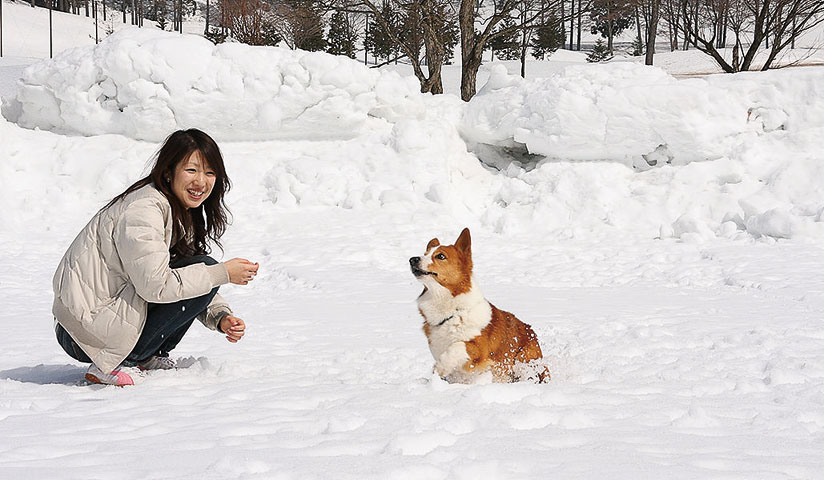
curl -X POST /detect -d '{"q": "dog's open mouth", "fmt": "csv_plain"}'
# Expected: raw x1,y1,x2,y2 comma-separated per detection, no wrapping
411,267,437,277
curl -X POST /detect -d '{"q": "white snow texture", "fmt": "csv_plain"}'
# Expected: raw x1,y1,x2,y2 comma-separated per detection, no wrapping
2,26,824,480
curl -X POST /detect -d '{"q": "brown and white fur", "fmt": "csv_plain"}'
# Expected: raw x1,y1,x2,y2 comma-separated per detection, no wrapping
409,228,549,384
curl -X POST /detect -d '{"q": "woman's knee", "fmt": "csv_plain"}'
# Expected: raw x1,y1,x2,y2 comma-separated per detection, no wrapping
194,255,218,266
55,323,92,363
171,255,218,268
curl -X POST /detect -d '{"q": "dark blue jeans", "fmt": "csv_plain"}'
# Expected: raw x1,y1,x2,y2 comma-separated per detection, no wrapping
56,255,220,365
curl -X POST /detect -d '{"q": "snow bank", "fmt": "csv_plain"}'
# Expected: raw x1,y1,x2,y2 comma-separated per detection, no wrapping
1,28,425,141
3,30,824,242
462,62,824,169
454,63,824,241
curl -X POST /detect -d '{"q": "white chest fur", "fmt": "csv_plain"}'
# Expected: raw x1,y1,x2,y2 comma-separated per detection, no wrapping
417,278,492,377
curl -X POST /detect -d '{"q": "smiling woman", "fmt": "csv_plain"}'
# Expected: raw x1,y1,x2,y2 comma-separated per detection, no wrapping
172,151,215,209
51,129,261,386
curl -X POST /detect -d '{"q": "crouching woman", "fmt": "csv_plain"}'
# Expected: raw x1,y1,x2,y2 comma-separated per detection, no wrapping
52,129,259,386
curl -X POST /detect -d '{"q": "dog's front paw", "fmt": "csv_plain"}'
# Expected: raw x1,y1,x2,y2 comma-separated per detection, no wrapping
433,362,452,379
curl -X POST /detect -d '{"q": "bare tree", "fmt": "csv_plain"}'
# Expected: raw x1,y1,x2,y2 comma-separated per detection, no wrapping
644,0,659,64
221,0,276,45
359,0,455,94
632,0,661,63
664,0,824,72
459,0,588,101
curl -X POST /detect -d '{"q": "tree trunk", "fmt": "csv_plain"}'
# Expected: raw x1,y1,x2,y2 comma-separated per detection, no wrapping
560,0,565,49
732,38,740,72
792,16,796,48
645,0,658,65
721,7,728,48
421,0,445,94
607,15,613,53
459,0,480,101
671,0,679,50
461,49,482,101
520,28,528,77
634,6,643,49
739,8,767,71
569,0,574,50
576,0,581,50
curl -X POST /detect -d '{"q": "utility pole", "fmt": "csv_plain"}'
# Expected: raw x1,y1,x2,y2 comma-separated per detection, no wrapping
94,0,99,44
49,0,54,58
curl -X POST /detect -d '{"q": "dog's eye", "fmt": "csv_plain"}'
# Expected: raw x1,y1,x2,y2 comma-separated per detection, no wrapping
435,253,446,260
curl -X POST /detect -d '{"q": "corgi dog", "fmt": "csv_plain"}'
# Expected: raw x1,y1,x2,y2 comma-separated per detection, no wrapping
409,228,549,384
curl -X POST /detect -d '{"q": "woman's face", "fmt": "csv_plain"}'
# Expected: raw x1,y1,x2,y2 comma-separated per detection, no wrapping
171,150,216,209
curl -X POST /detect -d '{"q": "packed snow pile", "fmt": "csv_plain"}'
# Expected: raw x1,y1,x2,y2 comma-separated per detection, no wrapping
1,28,425,141
2,27,824,242
462,63,824,169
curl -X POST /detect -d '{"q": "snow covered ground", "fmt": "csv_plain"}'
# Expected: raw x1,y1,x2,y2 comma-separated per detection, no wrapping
2,12,824,480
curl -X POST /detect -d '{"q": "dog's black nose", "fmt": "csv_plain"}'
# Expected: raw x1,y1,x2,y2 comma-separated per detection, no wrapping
409,257,420,266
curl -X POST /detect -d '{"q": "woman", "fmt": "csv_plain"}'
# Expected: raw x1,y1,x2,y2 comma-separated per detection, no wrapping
52,129,259,386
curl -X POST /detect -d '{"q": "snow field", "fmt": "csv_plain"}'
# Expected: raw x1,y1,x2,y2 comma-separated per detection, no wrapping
1,25,824,480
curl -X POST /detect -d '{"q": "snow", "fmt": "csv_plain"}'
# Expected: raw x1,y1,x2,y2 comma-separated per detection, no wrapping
2,29,424,141
2,9,824,479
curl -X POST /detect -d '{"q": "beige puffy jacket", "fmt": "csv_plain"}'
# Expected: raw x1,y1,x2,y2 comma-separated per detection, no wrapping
52,184,232,373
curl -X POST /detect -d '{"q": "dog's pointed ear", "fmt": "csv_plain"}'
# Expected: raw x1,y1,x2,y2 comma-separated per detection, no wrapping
426,238,440,251
455,228,471,254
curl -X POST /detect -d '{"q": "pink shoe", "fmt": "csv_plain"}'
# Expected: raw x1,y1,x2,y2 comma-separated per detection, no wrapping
85,364,135,386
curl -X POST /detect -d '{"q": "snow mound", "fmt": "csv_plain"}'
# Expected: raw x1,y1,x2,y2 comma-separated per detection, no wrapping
461,62,824,169
1,28,425,141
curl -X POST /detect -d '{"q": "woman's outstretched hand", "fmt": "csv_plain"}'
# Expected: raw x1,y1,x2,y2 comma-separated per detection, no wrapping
220,315,246,342
225,258,259,285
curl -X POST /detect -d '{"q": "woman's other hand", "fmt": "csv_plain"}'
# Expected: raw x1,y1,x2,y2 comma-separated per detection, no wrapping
220,315,246,342
225,258,259,285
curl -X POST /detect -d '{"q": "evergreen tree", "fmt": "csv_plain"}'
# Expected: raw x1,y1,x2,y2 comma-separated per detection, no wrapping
155,1,169,31
364,2,400,62
589,0,634,53
487,16,519,60
398,2,425,64
277,0,326,51
530,22,565,60
205,26,229,44
422,1,459,64
327,11,358,58
630,37,644,56
586,38,612,63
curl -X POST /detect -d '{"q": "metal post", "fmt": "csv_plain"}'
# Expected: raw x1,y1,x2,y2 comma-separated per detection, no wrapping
49,0,54,58
103,0,107,22
94,0,98,44
0,0,4,58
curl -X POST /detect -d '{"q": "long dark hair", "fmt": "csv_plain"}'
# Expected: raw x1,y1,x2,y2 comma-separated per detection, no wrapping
106,129,232,260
